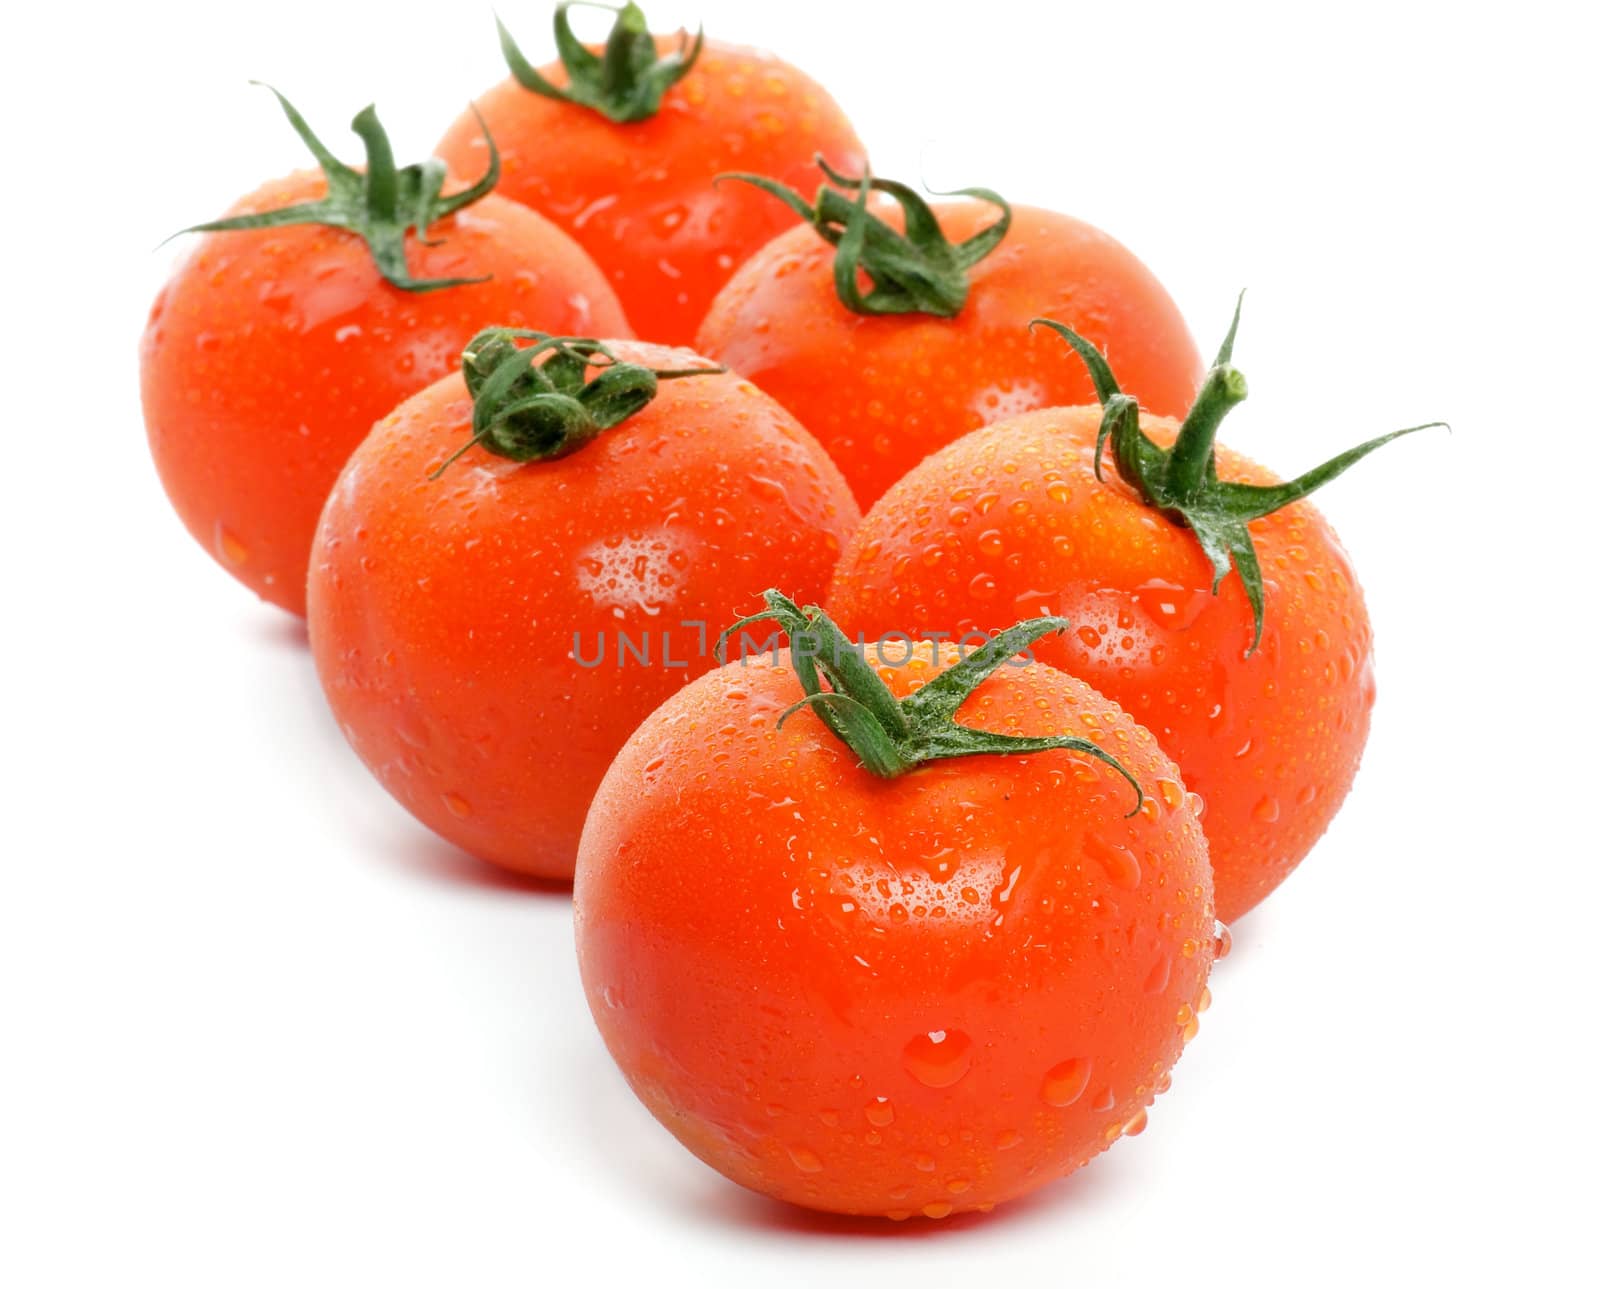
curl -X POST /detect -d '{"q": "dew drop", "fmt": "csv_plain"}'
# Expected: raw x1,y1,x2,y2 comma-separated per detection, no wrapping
786,1143,823,1173
214,524,250,566
442,792,473,819
1041,1057,1091,1108
903,1030,973,1088
1252,796,1281,823
865,1097,895,1127
1214,922,1233,960
922,1201,953,1219
1084,834,1141,890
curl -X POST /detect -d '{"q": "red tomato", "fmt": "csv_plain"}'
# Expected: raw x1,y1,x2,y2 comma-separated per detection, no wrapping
827,310,1433,921
696,169,1201,506
142,93,628,614
434,4,865,345
576,601,1215,1218
308,337,858,880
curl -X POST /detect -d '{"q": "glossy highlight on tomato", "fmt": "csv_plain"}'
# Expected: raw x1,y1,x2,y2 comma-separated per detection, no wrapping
828,406,1376,922
307,342,858,880
142,170,629,614
575,641,1215,1217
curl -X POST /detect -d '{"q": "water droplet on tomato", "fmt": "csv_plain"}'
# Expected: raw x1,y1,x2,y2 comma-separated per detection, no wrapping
214,524,249,566
903,1030,973,1088
1252,796,1281,823
786,1143,823,1173
865,1097,895,1127
1041,1057,1091,1107
922,1201,953,1219
1084,834,1141,890
1214,922,1232,960
442,792,472,819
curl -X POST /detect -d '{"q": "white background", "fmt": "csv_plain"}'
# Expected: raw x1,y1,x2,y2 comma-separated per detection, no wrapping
3,2,1595,1284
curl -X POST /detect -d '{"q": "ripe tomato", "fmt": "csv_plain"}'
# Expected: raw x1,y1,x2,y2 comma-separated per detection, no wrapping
308,336,858,881
434,3,865,345
695,166,1202,506
827,307,1434,921
576,596,1215,1218
142,92,629,616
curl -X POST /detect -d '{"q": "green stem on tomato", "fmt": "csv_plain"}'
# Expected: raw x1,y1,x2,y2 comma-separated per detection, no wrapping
1032,295,1445,653
718,159,1011,318
430,328,724,477
715,590,1142,811
497,2,704,124
170,84,501,293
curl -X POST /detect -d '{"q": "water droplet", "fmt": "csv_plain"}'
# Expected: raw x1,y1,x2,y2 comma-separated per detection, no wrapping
442,792,472,818
922,1201,953,1219
1144,952,1172,994
977,528,1005,557
1084,835,1141,890
1214,922,1233,960
912,1152,936,1172
786,1143,823,1173
903,1030,973,1088
945,1177,971,1194
1197,985,1213,1013
968,572,998,600
214,524,249,566
865,1097,895,1127
1252,796,1281,823
1042,1057,1091,1108
996,1128,1021,1150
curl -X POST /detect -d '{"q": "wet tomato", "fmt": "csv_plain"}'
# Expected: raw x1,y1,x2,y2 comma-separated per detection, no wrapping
576,596,1215,1217
142,91,628,614
696,166,1200,506
436,3,865,345
308,336,858,880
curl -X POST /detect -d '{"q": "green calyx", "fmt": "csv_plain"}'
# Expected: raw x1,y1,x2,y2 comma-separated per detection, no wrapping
720,159,1011,318
497,2,703,124
1034,296,1445,653
430,327,723,477
716,590,1142,811
175,84,500,293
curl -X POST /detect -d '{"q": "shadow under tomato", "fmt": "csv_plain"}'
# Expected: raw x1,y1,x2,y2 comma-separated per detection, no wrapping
382,830,574,899
249,609,310,652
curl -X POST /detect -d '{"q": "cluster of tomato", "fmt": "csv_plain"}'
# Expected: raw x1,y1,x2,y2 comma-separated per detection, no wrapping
140,3,1430,1222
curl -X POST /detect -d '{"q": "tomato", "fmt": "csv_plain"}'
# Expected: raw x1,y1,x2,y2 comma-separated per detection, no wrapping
141,89,629,615
307,335,858,880
434,3,865,345
576,594,1215,1218
695,165,1202,506
827,306,1435,921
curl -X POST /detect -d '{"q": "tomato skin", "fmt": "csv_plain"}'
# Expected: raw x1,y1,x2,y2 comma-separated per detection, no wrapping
434,40,866,346
576,644,1214,1218
827,406,1375,924
307,344,858,880
141,170,630,615
695,202,1202,507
